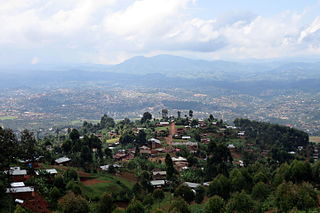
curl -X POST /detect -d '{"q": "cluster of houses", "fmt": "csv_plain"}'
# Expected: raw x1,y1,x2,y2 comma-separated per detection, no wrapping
3,165,59,213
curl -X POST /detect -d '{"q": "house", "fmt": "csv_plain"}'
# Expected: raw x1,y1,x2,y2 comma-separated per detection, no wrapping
172,157,187,162
100,164,122,171
238,131,245,137
114,153,127,161
55,157,71,165
158,122,169,126
172,157,189,170
227,144,236,149
150,180,166,188
4,167,28,182
140,145,151,154
152,171,167,180
182,136,191,140
203,182,211,187
35,169,58,176
10,182,25,188
184,182,201,189
149,138,162,149
6,186,34,194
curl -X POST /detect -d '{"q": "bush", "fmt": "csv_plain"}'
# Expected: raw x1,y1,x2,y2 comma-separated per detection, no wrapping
97,193,115,213
205,195,224,213
126,199,145,213
58,192,89,213
174,184,195,203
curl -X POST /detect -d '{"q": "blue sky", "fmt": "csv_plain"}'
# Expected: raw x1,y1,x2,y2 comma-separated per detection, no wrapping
195,0,318,17
0,0,320,65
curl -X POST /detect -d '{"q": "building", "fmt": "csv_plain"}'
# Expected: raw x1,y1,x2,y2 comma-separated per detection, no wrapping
55,157,71,165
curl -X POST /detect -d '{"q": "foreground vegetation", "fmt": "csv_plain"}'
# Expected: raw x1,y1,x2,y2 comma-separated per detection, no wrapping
1,112,320,213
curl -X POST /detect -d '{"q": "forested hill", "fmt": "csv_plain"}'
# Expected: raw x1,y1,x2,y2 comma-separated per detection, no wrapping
234,118,309,151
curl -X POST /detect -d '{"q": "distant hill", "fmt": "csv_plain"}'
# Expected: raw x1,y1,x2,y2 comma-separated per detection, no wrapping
0,54,319,89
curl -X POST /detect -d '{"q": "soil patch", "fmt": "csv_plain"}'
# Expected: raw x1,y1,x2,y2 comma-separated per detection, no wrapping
81,177,111,185
116,172,137,182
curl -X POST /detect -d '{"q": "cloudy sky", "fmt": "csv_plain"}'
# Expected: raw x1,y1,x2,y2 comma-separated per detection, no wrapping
1,0,320,65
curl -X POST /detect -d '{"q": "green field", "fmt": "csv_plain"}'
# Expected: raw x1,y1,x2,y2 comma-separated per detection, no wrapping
70,119,100,125
80,173,135,200
106,137,120,143
155,126,169,131
310,136,320,143
0,116,17,120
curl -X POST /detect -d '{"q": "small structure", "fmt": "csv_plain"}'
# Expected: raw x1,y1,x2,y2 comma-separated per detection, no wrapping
152,171,167,180
238,131,245,137
15,199,24,204
4,167,27,182
184,182,201,189
227,144,236,149
140,145,151,154
150,180,166,188
6,186,34,194
10,182,25,188
203,182,211,187
172,157,187,162
35,169,58,176
55,157,71,165
100,164,122,171
182,136,191,140
149,138,162,149
158,122,169,126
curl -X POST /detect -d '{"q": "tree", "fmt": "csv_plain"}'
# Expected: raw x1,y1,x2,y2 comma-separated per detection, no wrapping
69,129,80,142
287,160,312,183
104,147,113,158
208,175,230,199
275,182,317,212
63,169,78,183
275,182,296,212
50,186,61,200
126,199,145,213
195,185,205,204
191,119,198,127
20,129,38,165
100,114,115,129
136,130,147,145
153,189,165,202
0,127,19,171
251,182,270,201
66,181,81,195
142,194,154,207
189,110,193,118
177,111,181,119
225,191,257,213
169,197,190,213
58,192,89,213
53,174,65,190
174,184,195,203
141,112,152,123
165,154,175,180
229,168,251,192
138,171,153,193
80,146,92,165
162,109,168,119
205,195,224,213
119,131,135,145
97,193,115,213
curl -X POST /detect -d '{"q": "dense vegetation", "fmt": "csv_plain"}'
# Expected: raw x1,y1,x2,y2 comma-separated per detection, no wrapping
0,112,320,213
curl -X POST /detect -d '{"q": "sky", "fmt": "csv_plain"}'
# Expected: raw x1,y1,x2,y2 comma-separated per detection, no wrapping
0,0,320,65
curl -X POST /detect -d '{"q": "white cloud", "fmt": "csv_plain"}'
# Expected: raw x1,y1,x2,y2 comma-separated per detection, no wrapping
31,56,39,64
0,0,319,64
